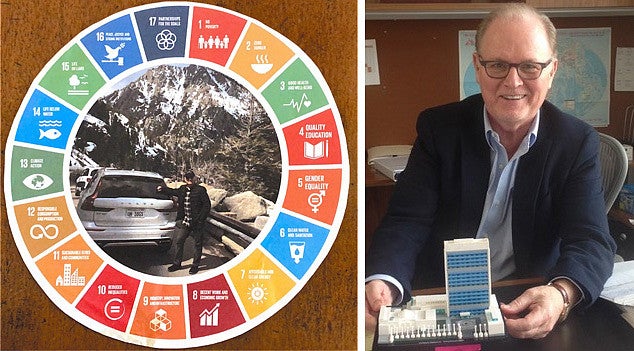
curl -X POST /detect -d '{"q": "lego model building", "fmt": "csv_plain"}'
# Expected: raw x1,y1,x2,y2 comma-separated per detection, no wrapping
376,238,505,345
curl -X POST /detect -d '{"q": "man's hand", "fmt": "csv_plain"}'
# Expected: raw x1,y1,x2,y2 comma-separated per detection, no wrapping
500,280,579,339
365,280,396,332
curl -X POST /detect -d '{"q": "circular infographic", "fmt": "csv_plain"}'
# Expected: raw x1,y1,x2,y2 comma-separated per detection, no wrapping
4,2,349,348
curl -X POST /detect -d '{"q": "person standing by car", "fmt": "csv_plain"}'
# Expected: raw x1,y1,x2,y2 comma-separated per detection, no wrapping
158,170,211,274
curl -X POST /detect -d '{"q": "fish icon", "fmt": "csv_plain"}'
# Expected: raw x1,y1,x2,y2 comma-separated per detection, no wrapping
39,129,62,140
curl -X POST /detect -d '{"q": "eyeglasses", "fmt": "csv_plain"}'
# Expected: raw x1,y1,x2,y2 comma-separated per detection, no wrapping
478,55,553,80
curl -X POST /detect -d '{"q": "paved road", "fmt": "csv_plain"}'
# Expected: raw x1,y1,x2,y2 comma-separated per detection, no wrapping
102,235,234,277
72,186,235,277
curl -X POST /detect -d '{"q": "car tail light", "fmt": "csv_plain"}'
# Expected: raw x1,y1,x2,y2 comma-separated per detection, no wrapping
80,183,113,212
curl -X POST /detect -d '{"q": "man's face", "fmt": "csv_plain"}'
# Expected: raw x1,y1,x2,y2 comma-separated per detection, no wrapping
473,15,558,128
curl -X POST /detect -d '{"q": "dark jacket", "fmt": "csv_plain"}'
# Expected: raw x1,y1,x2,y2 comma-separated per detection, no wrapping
366,94,616,307
161,183,211,230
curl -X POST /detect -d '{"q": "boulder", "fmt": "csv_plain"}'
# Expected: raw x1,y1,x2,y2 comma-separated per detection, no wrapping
200,184,228,208
263,198,275,215
223,191,267,221
164,180,186,189
252,215,269,230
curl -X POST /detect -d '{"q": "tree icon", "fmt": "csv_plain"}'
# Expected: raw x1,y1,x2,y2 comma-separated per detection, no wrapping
69,74,80,89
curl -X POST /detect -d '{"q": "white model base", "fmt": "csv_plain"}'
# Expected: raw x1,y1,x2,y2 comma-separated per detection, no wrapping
377,293,505,345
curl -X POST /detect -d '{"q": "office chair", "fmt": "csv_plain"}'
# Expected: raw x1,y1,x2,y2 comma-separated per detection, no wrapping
598,132,628,214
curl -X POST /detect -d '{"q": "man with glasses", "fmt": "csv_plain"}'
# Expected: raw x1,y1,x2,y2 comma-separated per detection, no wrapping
366,4,615,339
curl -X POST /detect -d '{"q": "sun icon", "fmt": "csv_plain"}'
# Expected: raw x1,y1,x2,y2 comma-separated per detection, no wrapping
247,282,268,305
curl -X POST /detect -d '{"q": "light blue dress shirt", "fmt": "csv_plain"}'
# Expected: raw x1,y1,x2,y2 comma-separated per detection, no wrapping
476,108,539,282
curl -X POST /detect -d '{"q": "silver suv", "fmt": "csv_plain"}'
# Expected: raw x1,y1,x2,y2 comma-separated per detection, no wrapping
76,169,178,251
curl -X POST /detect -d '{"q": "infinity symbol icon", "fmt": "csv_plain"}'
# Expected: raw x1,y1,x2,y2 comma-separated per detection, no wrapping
29,224,59,240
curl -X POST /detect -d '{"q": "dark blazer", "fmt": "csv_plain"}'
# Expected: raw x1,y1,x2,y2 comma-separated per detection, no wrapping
366,94,616,307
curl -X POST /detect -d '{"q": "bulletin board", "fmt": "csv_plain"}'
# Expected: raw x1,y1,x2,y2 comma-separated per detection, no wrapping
0,0,357,349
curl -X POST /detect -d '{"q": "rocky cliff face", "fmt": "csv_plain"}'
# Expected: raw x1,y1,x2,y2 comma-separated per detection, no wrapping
72,63,281,201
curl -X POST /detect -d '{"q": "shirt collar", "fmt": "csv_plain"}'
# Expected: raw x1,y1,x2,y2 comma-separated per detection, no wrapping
483,108,540,150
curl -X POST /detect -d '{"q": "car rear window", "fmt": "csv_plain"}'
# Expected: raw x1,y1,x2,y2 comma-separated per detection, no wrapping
96,175,169,199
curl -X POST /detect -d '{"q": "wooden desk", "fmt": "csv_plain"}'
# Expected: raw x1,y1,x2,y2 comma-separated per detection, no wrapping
366,165,395,251
369,278,634,351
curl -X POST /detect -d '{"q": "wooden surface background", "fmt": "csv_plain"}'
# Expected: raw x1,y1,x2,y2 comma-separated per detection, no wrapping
0,1,358,349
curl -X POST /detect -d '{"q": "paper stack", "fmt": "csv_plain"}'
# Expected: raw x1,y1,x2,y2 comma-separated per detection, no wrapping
600,260,634,328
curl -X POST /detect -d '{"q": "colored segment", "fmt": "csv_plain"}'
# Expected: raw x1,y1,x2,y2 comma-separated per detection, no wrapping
187,275,246,338
134,6,189,61
10,146,64,201
38,44,106,109
76,265,141,332
35,234,104,303
14,89,77,150
80,14,144,79
13,196,78,258
228,22,294,89
227,249,295,320
283,169,342,225
261,212,330,280
189,7,246,66
262,58,328,123
282,109,342,166
130,283,186,339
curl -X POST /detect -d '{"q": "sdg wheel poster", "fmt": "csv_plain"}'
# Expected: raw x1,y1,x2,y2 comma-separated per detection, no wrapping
3,1,354,349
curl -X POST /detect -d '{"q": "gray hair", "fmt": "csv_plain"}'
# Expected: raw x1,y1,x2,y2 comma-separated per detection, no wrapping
475,3,557,58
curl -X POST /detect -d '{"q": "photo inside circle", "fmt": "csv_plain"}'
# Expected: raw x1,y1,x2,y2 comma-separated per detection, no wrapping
69,62,282,277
